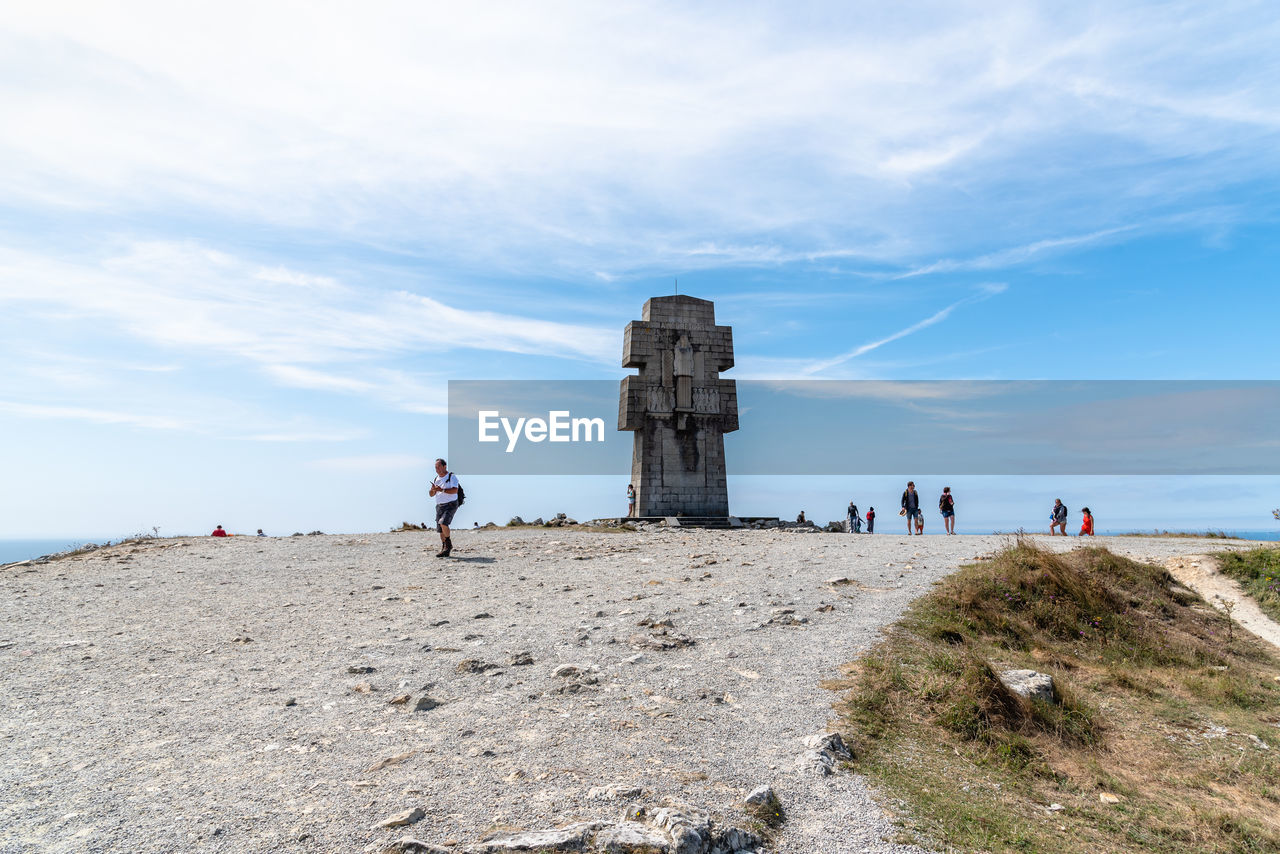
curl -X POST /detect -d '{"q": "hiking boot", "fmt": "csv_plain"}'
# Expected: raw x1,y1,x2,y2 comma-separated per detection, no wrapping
442,537,453,557
435,543,449,558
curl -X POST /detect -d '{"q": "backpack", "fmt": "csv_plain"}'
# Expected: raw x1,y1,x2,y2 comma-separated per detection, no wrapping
438,473,465,508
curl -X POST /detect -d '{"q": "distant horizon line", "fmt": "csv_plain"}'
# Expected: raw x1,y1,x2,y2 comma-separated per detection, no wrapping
4,528,1278,543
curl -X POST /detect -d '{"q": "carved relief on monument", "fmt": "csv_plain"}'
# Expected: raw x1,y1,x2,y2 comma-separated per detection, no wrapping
692,387,719,413
646,386,674,413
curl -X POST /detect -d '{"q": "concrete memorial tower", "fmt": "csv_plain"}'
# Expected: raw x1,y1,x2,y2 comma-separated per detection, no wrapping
619,295,738,517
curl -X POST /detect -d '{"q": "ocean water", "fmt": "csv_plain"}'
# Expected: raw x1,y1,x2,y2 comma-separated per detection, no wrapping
1098,530,1280,541
0,539,91,564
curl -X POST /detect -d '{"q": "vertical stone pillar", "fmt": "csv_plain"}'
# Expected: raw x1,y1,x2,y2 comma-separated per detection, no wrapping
618,296,737,517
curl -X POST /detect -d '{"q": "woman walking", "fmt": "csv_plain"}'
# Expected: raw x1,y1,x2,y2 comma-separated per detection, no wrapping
939,487,956,534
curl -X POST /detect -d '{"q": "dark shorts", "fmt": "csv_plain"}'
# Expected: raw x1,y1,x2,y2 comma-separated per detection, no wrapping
435,500,458,527
941,510,954,518
906,509,922,520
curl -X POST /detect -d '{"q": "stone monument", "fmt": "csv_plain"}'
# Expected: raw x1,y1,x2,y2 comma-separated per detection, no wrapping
618,295,738,517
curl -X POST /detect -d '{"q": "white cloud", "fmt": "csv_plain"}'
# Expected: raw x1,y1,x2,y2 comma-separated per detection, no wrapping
1,3,1276,273
898,228,1139,278
0,241,616,369
0,394,370,442
0,400,193,431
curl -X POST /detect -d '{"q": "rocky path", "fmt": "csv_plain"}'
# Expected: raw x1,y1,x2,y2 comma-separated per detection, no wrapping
1165,554,1280,651
0,530,1261,854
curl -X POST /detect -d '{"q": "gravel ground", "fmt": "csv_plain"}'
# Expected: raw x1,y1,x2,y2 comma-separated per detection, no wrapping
1,529,1263,854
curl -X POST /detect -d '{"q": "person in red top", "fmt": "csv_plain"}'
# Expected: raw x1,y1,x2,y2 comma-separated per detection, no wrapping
1079,508,1094,536
211,525,228,537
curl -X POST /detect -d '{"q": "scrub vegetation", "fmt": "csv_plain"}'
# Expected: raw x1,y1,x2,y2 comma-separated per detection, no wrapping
833,539,1280,853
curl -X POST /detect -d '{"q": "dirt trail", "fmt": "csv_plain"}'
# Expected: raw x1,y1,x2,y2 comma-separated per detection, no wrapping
1165,554,1280,650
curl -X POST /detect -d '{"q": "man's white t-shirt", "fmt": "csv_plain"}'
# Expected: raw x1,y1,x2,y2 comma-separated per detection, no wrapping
433,472,459,505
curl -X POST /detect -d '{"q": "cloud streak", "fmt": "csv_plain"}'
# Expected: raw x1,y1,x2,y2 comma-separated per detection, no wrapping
0,240,616,368
799,284,1008,376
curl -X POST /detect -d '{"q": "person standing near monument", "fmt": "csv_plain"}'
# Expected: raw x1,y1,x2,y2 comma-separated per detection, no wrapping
627,483,636,517
429,458,460,557
901,481,921,535
939,486,956,535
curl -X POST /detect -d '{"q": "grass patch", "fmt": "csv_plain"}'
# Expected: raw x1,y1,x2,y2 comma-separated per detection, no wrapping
1216,547,1280,624
837,538,1280,854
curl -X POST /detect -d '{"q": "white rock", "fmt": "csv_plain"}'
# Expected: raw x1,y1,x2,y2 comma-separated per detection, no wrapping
998,669,1055,704
592,821,669,851
374,807,424,829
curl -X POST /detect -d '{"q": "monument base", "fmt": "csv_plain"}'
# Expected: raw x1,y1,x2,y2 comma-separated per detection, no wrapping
615,516,781,529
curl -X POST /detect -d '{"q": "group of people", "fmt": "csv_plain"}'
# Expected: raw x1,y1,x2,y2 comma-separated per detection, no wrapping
1051,498,1094,536
842,481,955,536
895,481,955,535
209,526,266,537
213,468,1097,545
843,484,1095,536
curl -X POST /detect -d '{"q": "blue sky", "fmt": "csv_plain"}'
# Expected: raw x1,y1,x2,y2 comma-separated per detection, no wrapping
2,1,1279,538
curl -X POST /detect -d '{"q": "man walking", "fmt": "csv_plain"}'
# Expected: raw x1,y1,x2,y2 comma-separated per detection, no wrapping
847,501,862,533
901,481,921,535
430,458,460,557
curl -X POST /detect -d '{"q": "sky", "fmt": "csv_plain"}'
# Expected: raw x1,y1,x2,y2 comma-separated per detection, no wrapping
2,1,1279,539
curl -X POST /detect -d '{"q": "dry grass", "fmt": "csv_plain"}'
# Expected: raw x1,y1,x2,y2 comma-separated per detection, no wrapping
836,538,1280,853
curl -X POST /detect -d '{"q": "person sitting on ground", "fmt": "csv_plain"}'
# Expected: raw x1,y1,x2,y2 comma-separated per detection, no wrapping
256,529,266,537
1050,499,1068,535
1079,507,1094,536
797,510,806,524
211,525,228,537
